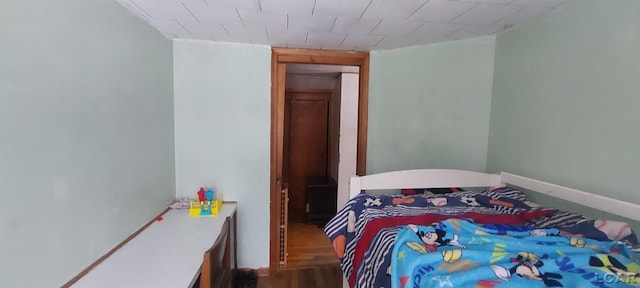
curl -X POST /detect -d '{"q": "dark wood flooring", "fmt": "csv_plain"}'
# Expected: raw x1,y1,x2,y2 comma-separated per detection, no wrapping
255,222,343,287
258,264,343,288
286,222,340,268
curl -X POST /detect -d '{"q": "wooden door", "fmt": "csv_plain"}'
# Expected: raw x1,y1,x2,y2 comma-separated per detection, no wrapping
284,90,331,223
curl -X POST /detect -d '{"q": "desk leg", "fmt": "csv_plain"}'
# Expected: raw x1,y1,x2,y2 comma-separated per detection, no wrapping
231,211,238,269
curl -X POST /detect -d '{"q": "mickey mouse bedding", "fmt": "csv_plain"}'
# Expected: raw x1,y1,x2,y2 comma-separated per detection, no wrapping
324,188,640,288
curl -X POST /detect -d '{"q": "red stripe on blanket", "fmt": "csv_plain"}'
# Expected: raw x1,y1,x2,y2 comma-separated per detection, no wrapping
347,210,554,287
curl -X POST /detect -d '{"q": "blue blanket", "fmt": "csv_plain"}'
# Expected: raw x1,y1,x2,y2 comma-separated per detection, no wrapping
392,219,640,288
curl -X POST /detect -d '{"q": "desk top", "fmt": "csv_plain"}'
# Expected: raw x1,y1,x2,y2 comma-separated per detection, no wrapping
72,203,237,288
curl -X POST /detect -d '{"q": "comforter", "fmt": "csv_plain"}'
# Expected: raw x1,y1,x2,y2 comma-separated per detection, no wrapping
324,188,639,288
393,219,640,287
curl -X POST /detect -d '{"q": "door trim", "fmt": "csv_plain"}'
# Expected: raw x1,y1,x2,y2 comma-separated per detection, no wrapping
269,48,369,272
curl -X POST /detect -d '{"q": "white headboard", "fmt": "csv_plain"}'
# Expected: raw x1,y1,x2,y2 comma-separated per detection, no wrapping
349,169,640,222
349,169,503,197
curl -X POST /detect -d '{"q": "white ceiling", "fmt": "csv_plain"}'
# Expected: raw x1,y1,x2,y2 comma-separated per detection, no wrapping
115,0,578,51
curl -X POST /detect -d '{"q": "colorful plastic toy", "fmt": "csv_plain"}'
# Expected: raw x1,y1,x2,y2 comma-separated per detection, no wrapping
197,187,205,202
189,187,222,217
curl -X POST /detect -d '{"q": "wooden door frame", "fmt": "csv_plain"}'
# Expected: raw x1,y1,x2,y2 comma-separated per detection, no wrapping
269,48,369,272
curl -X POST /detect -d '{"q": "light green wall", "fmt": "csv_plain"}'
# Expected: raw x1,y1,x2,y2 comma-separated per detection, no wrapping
487,0,640,225
173,40,271,268
368,37,496,174
0,1,174,287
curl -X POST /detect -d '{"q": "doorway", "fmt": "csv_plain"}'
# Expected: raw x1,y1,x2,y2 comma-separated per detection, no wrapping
284,89,332,224
283,65,360,268
269,48,370,272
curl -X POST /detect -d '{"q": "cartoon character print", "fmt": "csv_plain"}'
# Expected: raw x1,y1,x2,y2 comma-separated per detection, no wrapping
569,237,586,248
460,196,480,206
529,229,550,236
407,224,467,253
490,252,564,287
480,224,539,236
392,197,416,205
363,197,382,207
426,197,447,207
593,220,632,241
589,255,640,284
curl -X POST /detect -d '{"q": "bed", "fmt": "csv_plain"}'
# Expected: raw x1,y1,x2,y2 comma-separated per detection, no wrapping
324,169,640,288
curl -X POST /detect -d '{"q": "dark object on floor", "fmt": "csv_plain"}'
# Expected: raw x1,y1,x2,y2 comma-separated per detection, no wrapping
305,176,338,225
233,269,258,288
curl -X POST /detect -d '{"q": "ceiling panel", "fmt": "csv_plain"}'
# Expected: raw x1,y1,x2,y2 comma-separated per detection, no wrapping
494,6,554,27
408,0,478,23
375,34,424,49
444,24,502,40
130,0,196,22
331,17,382,34
341,33,385,49
306,32,349,46
237,9,287,31
223,24,269,43
148,18,189,38
412,22,465,41
183,2,243,26
361,0,428,20
288,14,337,33
509,0,570,8
115,0,152,19
320,43,352,51
286,41,322,49
370,19,425,36
266,30,307,46
157,0,206,6
179,20,232,41
453,4,523,25
205,0,261,10
259,0,315,15
458,0,512,4
115,0,580,51
313,0,372,17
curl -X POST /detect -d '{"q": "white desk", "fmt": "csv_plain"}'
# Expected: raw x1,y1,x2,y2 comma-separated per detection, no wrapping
72,203,237,288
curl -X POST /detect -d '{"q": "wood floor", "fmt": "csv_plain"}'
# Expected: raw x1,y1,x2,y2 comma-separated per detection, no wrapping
255,222,343,287
258,264,343,288
285,222,340,268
